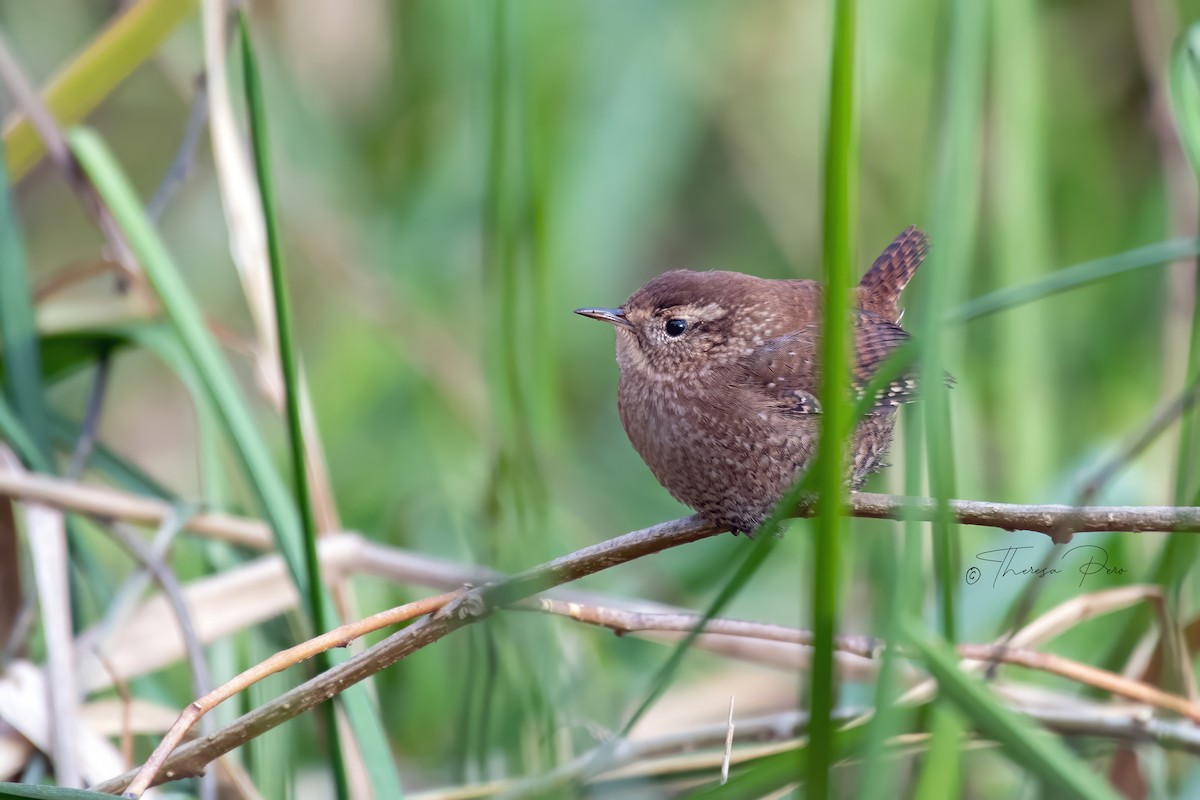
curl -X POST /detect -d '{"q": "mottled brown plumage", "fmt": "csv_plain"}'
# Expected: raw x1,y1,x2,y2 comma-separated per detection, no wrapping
576,226,931,533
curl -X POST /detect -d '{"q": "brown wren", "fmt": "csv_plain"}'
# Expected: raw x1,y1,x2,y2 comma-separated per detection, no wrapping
576,226,929,534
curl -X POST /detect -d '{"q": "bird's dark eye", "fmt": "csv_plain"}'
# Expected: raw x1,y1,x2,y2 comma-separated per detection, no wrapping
664,318,688,338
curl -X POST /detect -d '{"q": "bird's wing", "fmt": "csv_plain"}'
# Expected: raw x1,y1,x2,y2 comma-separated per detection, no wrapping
735,312,922,415
734,326,824,415
852,312,919,408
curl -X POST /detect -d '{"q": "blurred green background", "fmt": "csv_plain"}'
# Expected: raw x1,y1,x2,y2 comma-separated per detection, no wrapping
4,0,1200,796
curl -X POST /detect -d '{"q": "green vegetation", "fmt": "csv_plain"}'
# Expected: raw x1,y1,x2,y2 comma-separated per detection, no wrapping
1,1,1200,797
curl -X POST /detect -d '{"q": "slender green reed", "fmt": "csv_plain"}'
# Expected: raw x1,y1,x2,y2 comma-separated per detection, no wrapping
809,0,857,793
947,237,1200,324
238,14,353,800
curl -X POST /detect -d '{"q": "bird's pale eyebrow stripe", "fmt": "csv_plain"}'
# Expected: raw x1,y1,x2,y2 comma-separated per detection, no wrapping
652,302,729,323
683,302,729,321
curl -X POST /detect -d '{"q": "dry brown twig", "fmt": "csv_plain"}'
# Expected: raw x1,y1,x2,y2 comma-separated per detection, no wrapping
91,652,133,769
0,30,146,296
0,456,1167,794
519,597,882,656
1,470,1198,550
95,503,1200,796
94,515,723,795
526,597,1200,722
0,463,1185,793
891,585,1189,716
115,590,462,797
407,698,1200,799
100,518,218,800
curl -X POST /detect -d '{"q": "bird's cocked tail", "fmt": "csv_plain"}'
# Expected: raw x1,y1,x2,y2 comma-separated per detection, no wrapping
857,226,929,323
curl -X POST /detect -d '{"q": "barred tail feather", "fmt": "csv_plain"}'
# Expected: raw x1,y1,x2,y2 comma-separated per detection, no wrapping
857,226,929,322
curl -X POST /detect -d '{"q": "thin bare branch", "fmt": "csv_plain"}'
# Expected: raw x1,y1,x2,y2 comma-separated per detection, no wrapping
117,590,462,797
32,258,123,303
102,521,210,698
65,352,112,480
1005,586,1164,650
24,503,78,788
956,643,1200,722
0,447,81,790
0,30,142,288
521,597,881,657
1078,374,1200,505
413,699,1200,799
721,696,735,785
0,470,1197,555
527,596,1200,723
847,492,1200,538
92,515,723,795
146,72,210,223
91,652,133,769
0,471,272,549
102,519,216,799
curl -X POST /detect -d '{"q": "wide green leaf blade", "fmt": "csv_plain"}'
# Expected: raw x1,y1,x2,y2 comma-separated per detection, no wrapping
67,125,308,594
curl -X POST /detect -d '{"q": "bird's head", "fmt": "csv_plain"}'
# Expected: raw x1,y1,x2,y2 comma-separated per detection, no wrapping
576,270,811,382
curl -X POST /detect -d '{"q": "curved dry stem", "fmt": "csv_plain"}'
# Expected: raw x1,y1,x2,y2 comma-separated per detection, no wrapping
117,590,461,797
528,596,1200,723
93,515,722,795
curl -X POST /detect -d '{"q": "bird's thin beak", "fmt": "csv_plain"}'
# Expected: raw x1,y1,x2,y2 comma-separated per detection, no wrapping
574,307,633,330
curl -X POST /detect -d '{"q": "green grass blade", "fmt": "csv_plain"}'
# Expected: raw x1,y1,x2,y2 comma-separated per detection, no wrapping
910,0,989,793
947,237,1200,324
68,125,309,593
902,619,1119,800
50,411,170,498
911,707,963,800
688,746,808,799
0,133,51,460
923,0,988,640
0,391,46,471
2,329,128,386
237,0,326,693
239,13,354,799
1169,23,1200,510
810,0,858,795
857,404,925,799
1164,19,1200,689
619,534,779,740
